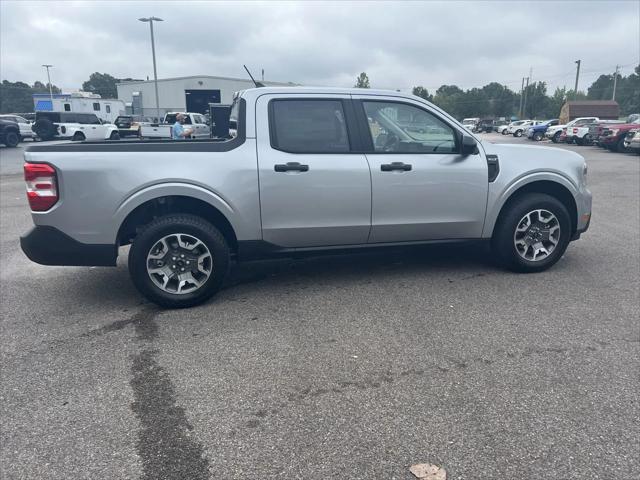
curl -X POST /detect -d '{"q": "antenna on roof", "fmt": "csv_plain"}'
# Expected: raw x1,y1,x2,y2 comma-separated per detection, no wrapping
243,65,265,88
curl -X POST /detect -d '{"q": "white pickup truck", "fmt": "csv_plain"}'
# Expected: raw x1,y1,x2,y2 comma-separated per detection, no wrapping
546,117,598,144
140,112,210,139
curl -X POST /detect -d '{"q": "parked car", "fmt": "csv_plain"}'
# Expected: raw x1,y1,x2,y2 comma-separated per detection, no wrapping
500,120,524,135
115,115,154,137
0,114,36,141
493,120,509,133
475,119,495,133
0,118,20,147
31,112,119,141
623,128,640,153
461,118,479,131
139,112,210,139
20,87,592,308
587,119,626,146
546,117,598,144
508,120,544,137
598,115,640,152
526,119,559,141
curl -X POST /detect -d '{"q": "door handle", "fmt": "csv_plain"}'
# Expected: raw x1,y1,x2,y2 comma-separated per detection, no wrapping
274,162,309,172
381,162,412,172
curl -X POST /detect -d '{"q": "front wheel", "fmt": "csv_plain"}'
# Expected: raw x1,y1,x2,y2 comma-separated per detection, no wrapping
128,214,230,308
615,137,629,153
551,132,561,143
533,132,543,141
491,193,571,273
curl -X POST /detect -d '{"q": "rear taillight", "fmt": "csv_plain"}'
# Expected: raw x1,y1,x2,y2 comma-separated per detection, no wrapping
24,162,58,211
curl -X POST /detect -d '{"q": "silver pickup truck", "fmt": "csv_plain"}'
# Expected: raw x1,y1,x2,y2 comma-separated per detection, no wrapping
21,87,592,308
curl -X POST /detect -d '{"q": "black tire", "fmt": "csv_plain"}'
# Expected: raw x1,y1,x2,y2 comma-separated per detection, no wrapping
533,132,543,141
491,193,571,273
109,131,120,140
32,119,57,141
3,130,19,147
72,132,85,141
551,131,561,143
514,129,523,137
502,129,509,135
615,137,628,153
128,214,230,308
575,137,584,146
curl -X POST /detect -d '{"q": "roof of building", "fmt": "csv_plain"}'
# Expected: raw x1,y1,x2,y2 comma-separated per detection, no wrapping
116,75,296,86
564,100,619,106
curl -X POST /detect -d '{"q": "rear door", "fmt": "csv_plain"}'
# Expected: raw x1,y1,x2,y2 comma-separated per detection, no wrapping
352,95,488,243
255,95,371,248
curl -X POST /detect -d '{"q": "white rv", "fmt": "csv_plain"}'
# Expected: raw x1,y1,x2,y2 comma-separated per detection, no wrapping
32,92,125,123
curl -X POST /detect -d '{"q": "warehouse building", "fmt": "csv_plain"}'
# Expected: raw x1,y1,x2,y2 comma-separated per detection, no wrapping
116,75,295,118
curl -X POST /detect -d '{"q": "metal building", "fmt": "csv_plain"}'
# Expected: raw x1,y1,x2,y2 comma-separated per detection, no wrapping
116,75,295,118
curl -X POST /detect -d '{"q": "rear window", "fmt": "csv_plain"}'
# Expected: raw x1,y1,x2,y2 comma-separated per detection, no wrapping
269,99,350,153
165,114,192,125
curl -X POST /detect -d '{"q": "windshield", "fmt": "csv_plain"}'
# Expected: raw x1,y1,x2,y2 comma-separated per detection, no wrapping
462,119,476,125
511,121,525,126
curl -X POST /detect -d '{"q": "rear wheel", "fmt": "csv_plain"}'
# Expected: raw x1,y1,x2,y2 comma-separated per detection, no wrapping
3,131,19,147
514,129,523,137
109,131,120,140
72,132,85,141
128,214,230,308
502,129,508,135
533,131,543,141
33,119,56,141
491,193,571,273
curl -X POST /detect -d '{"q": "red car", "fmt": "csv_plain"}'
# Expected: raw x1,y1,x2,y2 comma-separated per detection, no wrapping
599,114,640,152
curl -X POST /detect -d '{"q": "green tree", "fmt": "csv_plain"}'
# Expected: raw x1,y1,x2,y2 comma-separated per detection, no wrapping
432,85,464,117
481,82,516,118
0,80,61,113
587,74,615,100
354,72,370,88
523,81,549,118
412,86,432,102
546,87,568,118
82,72,118,98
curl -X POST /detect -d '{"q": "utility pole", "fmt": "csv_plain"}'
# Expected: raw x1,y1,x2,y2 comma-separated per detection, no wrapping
522,77,530,118
519,77,525,118
612,65,620,101
138,16,163,121
574,60,581,97
261,69,264,82
42,64,54,102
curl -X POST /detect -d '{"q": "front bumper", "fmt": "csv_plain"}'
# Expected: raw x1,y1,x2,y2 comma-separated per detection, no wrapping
20,225,117,266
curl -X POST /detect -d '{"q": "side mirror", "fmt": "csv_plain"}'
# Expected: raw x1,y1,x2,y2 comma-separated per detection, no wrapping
461,134,479,155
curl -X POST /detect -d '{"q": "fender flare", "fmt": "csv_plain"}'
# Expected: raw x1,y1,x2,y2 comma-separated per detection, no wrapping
482,171,579,238
112,182,240,243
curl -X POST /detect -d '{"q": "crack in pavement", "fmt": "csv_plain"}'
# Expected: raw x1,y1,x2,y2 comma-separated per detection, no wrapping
127,307,211,480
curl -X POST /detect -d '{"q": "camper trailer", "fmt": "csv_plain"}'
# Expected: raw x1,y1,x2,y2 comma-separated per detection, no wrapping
32,92,125,123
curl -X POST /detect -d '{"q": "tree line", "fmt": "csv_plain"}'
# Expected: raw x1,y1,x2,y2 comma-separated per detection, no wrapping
354,65,639,119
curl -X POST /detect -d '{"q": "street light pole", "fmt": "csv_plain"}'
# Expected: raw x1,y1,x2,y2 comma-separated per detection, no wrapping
42,64,54,102
138,16,163,122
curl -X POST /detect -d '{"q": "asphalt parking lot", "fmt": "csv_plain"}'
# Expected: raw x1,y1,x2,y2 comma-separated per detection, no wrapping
1,135,638,479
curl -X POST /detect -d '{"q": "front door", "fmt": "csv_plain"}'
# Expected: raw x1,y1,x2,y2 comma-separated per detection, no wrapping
352,96,488,243
255,95,371,248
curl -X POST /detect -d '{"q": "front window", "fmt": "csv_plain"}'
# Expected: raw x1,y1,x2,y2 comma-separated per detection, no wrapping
362,101,457,154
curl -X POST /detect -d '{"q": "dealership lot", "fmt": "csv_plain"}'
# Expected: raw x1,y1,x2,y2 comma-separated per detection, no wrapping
1,137,638,479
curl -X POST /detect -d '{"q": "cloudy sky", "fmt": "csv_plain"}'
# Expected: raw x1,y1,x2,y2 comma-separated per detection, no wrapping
1,0,638,93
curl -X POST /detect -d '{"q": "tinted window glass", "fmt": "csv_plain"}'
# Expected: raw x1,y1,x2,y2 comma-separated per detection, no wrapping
271,100,350,153
64,103,71,111
93,102,100,111
106,105,111,113
363,101,457,153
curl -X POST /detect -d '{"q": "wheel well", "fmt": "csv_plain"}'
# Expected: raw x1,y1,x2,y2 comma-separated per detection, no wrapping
495,181,577,234
117,196,238,252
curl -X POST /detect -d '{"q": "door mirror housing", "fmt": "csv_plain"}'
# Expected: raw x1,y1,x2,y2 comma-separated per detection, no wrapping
461,134,479,155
